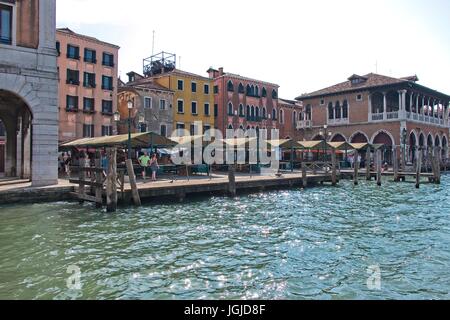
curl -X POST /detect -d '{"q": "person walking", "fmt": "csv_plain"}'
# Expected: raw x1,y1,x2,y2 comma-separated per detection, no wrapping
138,151,151,180
150,154,160,181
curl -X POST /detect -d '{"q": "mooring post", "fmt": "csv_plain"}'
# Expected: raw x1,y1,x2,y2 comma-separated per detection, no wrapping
415,148,422,189
366,147,371,181
301,161,307,188
393,146,399,182
228,164,236,197
433,147,441,184
78,165,85,204
353,150,359,185
376,149,382,186
331,149,337,186
95,157,102,208
126,159,141,206
106,148,117,213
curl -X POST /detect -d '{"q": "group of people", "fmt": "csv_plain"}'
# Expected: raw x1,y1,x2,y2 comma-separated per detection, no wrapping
138,152,159,181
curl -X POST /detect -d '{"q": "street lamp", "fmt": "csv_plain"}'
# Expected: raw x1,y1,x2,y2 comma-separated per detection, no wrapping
319,125,332,162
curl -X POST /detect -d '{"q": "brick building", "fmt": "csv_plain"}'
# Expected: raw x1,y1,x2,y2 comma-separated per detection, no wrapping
296,73,450,164
0,0,59,186
207,67,282,138
117,72,174,137
56,28,120,143
278,98,303,140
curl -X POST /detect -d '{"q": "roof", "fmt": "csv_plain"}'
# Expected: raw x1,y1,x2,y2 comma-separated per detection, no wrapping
119,79,174,93
209,68,279,88
278,98,298,106
296,73,450,101
56,28,120,49
60,132,176,148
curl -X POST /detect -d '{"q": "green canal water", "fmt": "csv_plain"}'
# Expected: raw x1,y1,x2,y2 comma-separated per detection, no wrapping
0,176,449,300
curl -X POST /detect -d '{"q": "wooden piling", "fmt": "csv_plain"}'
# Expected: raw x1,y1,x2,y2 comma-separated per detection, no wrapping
301,162,307,188
228,165,236,197
376,149,382,186
78,165,85,204
353,150,359,185
366,148,371,181
94,158,102,208
126,159,141,206
106,148,117,213
331,149,337,186
393,146,399,182
415,148,422,189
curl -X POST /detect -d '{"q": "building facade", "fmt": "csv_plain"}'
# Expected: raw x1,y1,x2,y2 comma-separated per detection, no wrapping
56,28,119,143
0,0,58,186
278,98,303,140
207,67,281,138
118,74,174,137
296,73,450,164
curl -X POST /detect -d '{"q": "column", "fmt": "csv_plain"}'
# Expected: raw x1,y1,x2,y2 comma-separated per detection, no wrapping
416,94,419,114
383,92,387,120
399,90,407,119
368,94,372,122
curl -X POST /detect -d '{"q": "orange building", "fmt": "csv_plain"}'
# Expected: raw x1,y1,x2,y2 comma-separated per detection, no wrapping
56,28,120,143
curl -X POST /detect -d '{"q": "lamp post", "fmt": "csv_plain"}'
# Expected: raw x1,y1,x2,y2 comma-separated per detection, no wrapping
319,125,332,162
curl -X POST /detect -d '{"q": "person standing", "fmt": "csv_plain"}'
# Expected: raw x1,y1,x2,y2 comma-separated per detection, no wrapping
138,151,151,180
150,154,160,181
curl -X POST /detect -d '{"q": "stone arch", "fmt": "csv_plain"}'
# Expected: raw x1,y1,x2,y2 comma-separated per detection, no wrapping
330,133,347,142
442,135,448,159
370,130,395,146
350,131,369,143
435,135,441,147
419,133,425,147
427,133,433,147
409,130,418,163
409,130,419,146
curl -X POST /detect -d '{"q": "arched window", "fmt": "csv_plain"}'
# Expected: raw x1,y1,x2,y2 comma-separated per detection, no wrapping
227,80,234,92
256,107,260,119
251,85,255,96
239,104,244,117
335,101,341,119
328,102,334,120
272,90,278,99
246,105,250,118
262,87,267,97
272,108,277,120
293,111,297,125
228,102,233,116
280,109,284,124
227,124,233,130
342,100,348,119
251,106,255,119
305,105,312,120
262,107,267,119
246,84,252,96
238,83,245,94
255,86,259,97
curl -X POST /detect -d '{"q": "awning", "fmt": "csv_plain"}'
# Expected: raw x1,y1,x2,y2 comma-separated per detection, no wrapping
266,139,303,149
327,141,353,150
298,140,329,150
221,137,257,147
60,132,176,148
170,135,205,145
350,143,384,151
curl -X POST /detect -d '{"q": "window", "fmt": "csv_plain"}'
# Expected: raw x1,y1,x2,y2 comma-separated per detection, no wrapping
239,104,244,117
343,100,349,118
160,99,166,110
102,52,114,67
190,124,197,136
83,72,96,88
191,82,197,93
177,80,184,91
66,95,79,112
203,125,211,137
160,125,167,137
204,103,210,116
84,48,97,64
67,45,80,60
262,107,267,119
0,4,12,45
214,85,219,94
228,102,233,116
66,69,80,85
176,123,185,130
102,76,113,90
356,94,363,101
238,83,245,94
320,99,325,105
102,100,113,114
191,101,198,115
56,41,60,56
280,109,284,124
227,81,234,92
272,90,278,99
214,104,218,117
262,87,267,97
272,108,277,120
101,125,113,136
144,97,152,109
83,124,95,138
177,100,184,113
83,98,95,113
204,84,210,94
140,123,147,133
328,102,334,120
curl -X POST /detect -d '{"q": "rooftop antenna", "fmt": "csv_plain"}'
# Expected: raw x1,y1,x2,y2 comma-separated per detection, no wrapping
152,30,155,55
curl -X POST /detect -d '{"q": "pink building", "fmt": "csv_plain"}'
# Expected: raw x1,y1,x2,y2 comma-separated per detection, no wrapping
56,28,120,143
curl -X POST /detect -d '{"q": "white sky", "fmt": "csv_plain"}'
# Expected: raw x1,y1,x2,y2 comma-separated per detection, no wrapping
56,0,450,99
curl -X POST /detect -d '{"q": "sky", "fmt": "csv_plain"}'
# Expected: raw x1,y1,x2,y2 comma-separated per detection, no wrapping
56,0,450,99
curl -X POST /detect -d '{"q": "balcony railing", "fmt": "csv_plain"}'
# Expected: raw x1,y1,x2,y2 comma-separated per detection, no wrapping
406,112,448,127
296,120,312,130
371,113,384,121
328,118,349,125
386,111,399,120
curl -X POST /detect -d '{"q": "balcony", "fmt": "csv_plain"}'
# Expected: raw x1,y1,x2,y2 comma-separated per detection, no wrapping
405,112,449,127
386,111,399,120
327,118,349,125
296,120,312,130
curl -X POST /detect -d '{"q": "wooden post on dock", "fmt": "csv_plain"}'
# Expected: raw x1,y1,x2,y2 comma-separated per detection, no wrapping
393,146,399,182
415,148,422,189
228,165,236,197
331,149,337,186
366,147,371,181
106,148,117,213
353,150,359,185
126,159,141,206
301,161,307,188
94,157,102,208
78,165,85,204
376,149,382,186
433,147,441,184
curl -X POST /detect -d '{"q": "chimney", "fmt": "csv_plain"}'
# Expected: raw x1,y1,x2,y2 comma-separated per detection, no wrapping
219,67,224,76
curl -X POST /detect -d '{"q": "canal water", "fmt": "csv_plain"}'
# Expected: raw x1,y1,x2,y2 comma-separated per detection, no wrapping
0,176,449,300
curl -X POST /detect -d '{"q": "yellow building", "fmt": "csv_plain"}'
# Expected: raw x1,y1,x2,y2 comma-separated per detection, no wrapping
151,69,215,136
